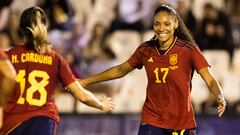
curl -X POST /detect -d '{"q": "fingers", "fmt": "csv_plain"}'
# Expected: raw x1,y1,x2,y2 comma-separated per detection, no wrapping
218,107,226,117
108,98,115,111
110,104,115,111
217,99,227,117
101,96,115,111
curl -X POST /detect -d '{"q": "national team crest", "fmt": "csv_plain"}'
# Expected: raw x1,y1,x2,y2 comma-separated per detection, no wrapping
169,54,178,65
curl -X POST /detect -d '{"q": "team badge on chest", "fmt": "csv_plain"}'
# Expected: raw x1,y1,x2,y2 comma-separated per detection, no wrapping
169,54,178,65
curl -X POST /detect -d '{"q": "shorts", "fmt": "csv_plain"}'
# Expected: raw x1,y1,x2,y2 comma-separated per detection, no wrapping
138,123,196,135
8,116,57,135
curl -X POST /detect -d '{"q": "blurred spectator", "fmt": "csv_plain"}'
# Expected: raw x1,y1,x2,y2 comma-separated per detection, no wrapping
67,18,89,56
38,0,75,31
232,100,240,115
68,0,117,40
80,22,107,77
4,10,22,47
196,3,235,65
85,46,120,97
176,0,197,36
49,18,90,78
68,0,92,24
0,0,14,49
65,51,81,78
227,0,240,48
201,94,218,115
140,0,159,30
0,0,13,32
83,23,108,62
81,22,120,97
89,0,117,29
108,0,145,33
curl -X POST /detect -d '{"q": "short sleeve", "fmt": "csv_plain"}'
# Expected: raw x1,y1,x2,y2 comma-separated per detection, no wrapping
192,46,209,71
127,46,144,69
58,54,76,86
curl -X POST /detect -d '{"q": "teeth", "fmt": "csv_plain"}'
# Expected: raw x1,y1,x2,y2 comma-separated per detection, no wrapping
157,32,167,34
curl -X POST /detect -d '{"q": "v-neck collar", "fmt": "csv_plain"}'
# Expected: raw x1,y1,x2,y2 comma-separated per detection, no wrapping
155,37,177,56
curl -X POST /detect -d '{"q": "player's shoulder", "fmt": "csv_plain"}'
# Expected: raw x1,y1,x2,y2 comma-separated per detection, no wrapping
175,39,198,51
44,48,60,58
45,48,65,62
7,45,26,54
8,44,24,51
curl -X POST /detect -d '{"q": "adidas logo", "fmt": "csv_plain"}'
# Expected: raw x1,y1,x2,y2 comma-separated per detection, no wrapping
148,57,153,62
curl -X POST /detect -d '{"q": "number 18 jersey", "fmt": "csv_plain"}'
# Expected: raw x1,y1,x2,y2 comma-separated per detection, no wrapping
1,45,76,133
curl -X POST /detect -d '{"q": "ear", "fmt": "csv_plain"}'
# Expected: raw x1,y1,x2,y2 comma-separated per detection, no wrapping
174,19,179,29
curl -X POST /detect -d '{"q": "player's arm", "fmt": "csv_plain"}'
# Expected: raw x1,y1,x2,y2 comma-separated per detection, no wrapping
0,59,16,107
79,61,134,87
198,67,226,117
0,59,16,128
67,81,114,111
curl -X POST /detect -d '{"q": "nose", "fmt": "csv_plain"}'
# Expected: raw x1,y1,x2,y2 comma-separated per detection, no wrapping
155,24,165,32
154,22,165,32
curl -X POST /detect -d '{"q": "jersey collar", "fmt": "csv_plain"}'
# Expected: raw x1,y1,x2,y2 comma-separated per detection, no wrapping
155,37,177,56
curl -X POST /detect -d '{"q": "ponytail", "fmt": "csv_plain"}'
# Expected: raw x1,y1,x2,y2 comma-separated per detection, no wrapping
175,14,196,44
19,7,48,53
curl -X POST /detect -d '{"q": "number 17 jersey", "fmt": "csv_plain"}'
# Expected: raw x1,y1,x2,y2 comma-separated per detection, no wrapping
127,38,209,130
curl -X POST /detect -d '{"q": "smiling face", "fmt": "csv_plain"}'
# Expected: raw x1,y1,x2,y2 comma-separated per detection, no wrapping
153,11,178,45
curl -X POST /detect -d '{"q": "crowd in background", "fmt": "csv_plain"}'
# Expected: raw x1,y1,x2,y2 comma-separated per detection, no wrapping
0,0,240,115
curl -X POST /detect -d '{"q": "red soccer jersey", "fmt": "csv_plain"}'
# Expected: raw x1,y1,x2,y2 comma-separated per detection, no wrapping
128,38,209,130
1,45,76,134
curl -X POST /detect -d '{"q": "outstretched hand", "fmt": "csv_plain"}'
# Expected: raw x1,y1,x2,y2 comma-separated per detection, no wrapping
100,96,115,112
217,98,227,117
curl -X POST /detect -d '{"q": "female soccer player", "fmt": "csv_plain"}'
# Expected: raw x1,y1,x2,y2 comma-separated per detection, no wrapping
0,7,114,135
79,4,226,135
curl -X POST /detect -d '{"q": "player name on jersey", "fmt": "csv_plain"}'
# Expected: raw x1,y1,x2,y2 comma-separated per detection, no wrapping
11,52,52,65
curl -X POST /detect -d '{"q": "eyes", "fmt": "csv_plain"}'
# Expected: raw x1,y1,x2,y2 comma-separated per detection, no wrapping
153,21,171,27
153,12,176,28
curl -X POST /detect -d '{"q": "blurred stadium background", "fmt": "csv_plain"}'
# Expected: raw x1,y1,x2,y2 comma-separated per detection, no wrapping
0,0,240,135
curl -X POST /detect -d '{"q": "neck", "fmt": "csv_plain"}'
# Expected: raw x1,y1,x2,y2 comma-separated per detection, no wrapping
159,36,175,50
